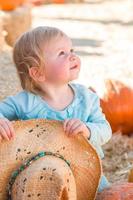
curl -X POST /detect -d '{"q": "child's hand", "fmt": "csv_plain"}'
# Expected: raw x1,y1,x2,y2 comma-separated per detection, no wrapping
0,118,15,141
63,118,91,139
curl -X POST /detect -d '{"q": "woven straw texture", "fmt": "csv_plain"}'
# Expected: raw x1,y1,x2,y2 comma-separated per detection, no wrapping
0,119,101,200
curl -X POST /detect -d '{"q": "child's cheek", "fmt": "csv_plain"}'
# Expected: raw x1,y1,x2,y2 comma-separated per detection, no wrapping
53,59,68,76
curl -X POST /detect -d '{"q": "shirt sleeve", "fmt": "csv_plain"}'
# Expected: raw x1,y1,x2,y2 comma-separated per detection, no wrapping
85,93,112,146
0,96,20,120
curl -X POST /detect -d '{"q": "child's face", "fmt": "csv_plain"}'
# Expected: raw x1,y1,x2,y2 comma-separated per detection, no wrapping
42,35,81,84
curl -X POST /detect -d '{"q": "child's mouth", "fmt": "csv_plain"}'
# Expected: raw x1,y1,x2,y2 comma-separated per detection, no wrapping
70,65,78,70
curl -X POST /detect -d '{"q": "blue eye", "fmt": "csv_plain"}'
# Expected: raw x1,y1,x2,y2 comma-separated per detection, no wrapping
59,51,65,56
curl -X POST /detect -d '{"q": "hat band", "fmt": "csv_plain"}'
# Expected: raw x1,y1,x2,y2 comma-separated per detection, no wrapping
7,151,71,200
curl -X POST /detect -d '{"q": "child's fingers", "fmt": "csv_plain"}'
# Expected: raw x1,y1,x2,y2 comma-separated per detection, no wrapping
0,125,10,141
0,120,11,139
70,125,83,137
65,119,77,135
6,120,15,138
68,120,82,135
63,119,70,131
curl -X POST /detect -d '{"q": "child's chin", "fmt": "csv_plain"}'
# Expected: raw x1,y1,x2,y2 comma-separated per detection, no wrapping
69,75,79,81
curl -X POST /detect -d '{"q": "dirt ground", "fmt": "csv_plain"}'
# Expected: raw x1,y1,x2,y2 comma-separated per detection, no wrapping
0,0,133,185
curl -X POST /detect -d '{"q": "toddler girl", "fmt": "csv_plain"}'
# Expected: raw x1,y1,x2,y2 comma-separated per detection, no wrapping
0,26,112,192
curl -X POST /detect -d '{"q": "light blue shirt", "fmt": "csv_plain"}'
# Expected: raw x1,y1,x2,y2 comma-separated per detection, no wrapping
0,83,112,159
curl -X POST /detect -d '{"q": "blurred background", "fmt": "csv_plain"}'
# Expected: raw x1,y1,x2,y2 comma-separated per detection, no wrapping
0,0,133,187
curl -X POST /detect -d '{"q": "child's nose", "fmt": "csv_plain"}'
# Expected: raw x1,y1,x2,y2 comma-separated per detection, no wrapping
69,52,77,61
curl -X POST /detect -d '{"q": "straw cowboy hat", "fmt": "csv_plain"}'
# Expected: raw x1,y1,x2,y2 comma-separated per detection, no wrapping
0,119,102,200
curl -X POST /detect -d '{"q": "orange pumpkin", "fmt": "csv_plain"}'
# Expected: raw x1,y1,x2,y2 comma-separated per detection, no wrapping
0,0,25,11
89,79,133,135
52,0,64,3
100,80,133,135
96,183,133,200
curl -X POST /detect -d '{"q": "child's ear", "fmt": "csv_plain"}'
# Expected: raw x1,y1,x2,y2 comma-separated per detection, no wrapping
29,67,45,82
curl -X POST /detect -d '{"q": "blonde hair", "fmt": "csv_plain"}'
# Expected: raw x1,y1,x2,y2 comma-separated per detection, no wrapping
13,26,65,95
